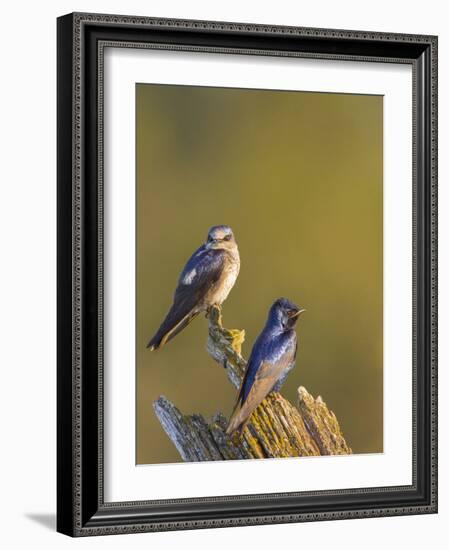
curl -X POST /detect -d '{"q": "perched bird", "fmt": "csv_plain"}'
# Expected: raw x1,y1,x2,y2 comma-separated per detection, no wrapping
226,298,305,436
147,225,240,351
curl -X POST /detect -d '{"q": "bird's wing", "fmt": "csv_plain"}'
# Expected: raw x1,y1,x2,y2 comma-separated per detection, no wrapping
226,360,285,435
227,335,296,435
174,247,227,313
147,247,226,350
244,358,287,404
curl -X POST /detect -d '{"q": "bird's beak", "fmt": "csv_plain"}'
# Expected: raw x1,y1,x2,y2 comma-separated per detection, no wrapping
206,238,223,249
290,308,306,318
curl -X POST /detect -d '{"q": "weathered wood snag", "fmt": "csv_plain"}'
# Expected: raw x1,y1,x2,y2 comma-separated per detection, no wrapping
153,306,351,461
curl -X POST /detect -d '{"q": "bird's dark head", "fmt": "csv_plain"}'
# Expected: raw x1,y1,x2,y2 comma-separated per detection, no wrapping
206,225,237,250
269,298,305,331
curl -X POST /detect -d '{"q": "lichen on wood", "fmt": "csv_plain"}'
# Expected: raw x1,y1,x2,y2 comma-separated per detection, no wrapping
153,305,352,461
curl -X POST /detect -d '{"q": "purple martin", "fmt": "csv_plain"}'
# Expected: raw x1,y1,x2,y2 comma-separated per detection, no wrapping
147,225,240,351
226,298,305,436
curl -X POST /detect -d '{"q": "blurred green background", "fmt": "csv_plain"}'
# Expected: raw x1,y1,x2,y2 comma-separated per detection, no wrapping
136,84,383,464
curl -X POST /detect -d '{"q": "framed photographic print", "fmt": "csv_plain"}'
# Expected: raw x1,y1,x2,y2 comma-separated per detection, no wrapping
57,12,438,536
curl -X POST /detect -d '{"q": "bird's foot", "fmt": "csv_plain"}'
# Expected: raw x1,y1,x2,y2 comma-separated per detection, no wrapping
206,304,222,322
206,304,245,354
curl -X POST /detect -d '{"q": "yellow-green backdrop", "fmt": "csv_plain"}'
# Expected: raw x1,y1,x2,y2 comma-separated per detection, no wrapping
136,83,383,464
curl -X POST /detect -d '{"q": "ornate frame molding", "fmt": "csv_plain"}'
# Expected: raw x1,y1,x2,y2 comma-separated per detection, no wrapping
57,12,437,537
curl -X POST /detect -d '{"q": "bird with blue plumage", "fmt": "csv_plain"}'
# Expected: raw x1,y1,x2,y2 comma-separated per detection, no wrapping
147,225,240,351
226,298,305,436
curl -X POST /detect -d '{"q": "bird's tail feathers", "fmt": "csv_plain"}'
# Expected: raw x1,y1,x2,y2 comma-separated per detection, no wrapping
147,310,198,351
226,398,251,437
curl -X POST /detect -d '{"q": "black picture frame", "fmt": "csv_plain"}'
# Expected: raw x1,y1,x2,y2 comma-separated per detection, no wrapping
57,12,438,537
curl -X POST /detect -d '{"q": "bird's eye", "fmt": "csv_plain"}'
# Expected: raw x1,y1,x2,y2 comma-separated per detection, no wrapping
224,234,232,241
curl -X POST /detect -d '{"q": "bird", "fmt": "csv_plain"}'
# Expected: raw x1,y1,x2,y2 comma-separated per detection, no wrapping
226,298,305,436
147,225,240,351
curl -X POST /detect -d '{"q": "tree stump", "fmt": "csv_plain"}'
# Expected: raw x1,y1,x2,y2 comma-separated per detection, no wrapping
153,306,351,461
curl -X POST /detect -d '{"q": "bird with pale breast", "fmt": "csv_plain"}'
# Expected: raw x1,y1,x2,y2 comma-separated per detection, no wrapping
226,298,305,436
147,225,240,351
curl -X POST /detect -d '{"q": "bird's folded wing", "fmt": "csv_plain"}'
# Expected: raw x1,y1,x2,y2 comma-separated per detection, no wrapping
245,360,286,402
227,360,286,434
174,248,227,314
236,372,279,417
147,248,227,349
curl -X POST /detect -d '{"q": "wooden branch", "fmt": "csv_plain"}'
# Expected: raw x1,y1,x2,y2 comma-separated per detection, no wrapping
153,306,351,461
